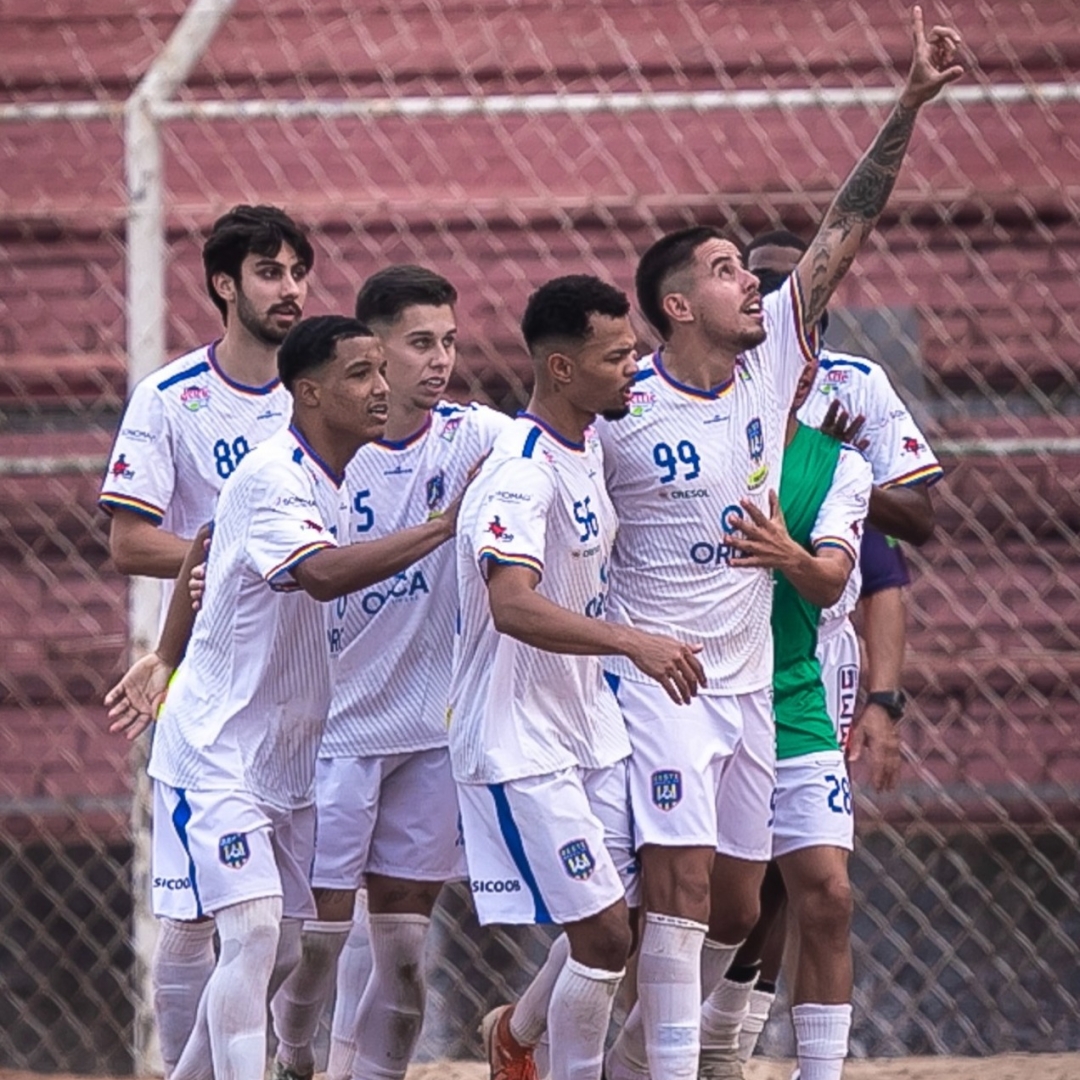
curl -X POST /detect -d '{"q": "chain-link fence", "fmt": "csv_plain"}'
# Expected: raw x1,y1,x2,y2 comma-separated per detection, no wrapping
2,0,1079,1071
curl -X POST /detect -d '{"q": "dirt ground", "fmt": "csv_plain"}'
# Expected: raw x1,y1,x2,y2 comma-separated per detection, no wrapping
5,1058,1079,1080
402,1056,1080,1080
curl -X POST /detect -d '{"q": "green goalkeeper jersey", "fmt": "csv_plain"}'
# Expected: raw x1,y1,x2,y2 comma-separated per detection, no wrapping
773,422,843,760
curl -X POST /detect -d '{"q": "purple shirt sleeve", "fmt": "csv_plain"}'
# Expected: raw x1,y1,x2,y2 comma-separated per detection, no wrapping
859,525,911,596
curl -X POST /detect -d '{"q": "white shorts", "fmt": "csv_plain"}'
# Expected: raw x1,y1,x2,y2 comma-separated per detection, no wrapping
771,751,855,858
608,675,776,862
311,747,466,888
151,781,316,921
817,618,860,751
457,761,639,927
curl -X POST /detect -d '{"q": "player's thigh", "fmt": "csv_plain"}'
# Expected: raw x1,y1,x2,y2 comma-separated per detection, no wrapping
366,747,466,885
266,801,318,920
310,754,386,892
714,688,776,863
608,674,734,850
817,620,861,751
771,751,855,862
581,758,640,909
151,781,281,919
457,770,625,928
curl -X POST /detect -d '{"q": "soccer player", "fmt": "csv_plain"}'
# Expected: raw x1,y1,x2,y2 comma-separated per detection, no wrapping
600,11,961,1079
450,275,706,1080
99,204,312,1078
105,315,465,1080
721,350,872,1080
270,266,511,1080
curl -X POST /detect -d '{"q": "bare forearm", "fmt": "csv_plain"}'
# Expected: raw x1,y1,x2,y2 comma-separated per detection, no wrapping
799,99,919,327
156,529,208,667
490,587,633,658
779,546,850,609
294,518,453,602
110,516,191,578
868,484,934,546
860,586,906,690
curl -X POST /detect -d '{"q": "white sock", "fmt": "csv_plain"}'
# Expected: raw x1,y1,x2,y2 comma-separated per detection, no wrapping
700,971,753,1056
271,920,350,1071
172,897,282,1080
351,913,430,1080
792,1003,852,1080
153,918,216,1077
635,913,707,1080
327,892,373,1080
547,958,623,1080
510,933,570,1047
269,916,303,999
737,985,776,1062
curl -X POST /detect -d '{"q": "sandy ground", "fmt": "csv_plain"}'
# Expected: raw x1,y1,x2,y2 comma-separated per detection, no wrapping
401,1056,1080,1080
5,1058,1079,1080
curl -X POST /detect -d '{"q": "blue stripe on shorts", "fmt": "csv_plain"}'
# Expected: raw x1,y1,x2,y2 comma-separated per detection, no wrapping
487,784,553,924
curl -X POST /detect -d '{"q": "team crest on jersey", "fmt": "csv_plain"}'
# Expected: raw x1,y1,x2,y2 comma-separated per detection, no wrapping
426,471,446,517
218,833,250,869
902,435,926,455
825,368,849,385
110,454,135,480
486,516,514,542
180,385,210,412
559,839,596,881
651,769,683,811
746,417,768,490
628,388,656,417
440,416,463,442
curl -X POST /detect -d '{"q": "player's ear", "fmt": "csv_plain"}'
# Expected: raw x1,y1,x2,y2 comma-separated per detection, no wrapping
291,375,321,409
661,289,693,328
212,271,238,306
547,350,575,389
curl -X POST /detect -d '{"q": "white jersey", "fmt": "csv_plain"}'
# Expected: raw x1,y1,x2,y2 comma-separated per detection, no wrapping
800,347,942,624
322,403,512,758
148,425,349,811
599,276,817,694
449,414,631,785
798,348,942,490
808,444,873,564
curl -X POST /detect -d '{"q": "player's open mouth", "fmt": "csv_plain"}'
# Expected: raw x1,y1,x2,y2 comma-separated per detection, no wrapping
369,404,389,418
422,378,447,391
742,298,763,317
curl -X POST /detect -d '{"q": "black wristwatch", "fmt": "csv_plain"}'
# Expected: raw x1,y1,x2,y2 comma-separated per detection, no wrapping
866,689,906,721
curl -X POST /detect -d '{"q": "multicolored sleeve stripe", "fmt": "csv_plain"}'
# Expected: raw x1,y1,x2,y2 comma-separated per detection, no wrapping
265,540,335,588
882,463,945,488
98,493,166,525
789,272,820,363
478,548,544,578
814,536,859,565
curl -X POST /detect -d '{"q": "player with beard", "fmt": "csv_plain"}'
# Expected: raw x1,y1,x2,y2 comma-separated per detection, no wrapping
99,204,312,1078
451,275,705,1080
599,10,962,1078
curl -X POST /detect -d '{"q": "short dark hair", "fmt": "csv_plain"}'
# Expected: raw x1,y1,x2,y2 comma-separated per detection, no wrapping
745,229,808,258
354,265,458,325
521,275,631,354
635,225,727,339
277,315,374,391
202,205,314,319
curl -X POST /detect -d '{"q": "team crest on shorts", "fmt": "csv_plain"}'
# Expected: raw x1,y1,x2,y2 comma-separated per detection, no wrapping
652,769,682,811
218,832,250,869
559,839,596,881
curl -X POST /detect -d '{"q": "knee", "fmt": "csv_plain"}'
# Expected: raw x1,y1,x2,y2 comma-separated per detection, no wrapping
313,888,357,922
708,888,760,945
366,874,443,917
796,875,853,941
568,906,633,973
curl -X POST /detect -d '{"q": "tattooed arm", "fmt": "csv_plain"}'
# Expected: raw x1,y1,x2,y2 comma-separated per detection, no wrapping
795,6,964,327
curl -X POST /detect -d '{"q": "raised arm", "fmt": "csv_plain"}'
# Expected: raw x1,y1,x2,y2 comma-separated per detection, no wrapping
796,6,963,327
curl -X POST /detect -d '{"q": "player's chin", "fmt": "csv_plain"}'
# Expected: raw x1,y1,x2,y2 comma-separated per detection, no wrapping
738,323,768,350
600,406,630,422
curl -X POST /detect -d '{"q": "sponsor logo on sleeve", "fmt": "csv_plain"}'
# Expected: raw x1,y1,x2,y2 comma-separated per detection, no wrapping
902,436,926,455
120,428,155,443
486,516,514,542
746,417,768,490
110,454,135,480
651,769,683,811
218,833,250,869
180,385,210,412
559,839,596,881
302,519,325,532
495,490,531,503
